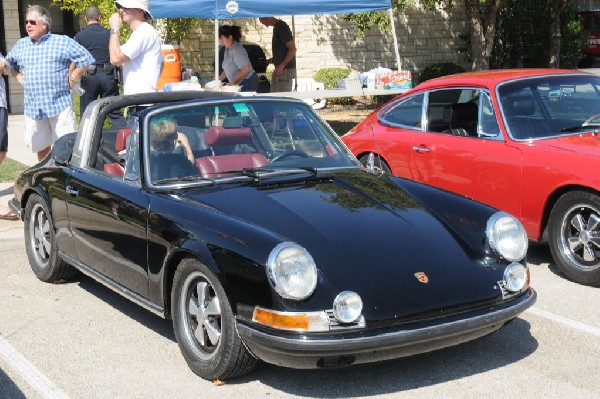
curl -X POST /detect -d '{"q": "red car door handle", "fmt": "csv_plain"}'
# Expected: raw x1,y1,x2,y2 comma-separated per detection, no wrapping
412,145,430,153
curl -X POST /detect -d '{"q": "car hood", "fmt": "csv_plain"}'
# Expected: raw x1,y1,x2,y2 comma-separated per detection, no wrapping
535,133,600,155
181,170,501,319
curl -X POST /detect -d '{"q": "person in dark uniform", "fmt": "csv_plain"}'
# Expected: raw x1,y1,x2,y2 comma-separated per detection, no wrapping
75,6,125,128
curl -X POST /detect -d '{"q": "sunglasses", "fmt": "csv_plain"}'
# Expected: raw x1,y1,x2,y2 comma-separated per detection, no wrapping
25,19,38,26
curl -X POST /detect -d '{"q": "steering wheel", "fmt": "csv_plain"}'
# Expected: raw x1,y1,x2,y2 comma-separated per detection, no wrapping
582,113,600,126
270,150,309,163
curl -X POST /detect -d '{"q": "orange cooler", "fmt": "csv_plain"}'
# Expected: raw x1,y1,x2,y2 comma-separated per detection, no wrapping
157,44,181,90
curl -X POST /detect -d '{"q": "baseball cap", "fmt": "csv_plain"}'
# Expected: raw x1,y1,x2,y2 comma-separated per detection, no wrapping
115,0,153,19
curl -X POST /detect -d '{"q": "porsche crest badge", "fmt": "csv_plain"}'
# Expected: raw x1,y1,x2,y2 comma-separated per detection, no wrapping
414,272,429,283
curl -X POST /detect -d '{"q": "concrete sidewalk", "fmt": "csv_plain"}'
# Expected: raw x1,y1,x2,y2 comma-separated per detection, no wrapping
1,114,38,238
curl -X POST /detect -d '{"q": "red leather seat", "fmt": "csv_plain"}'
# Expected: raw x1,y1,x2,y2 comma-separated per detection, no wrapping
196,126,267,177
115,128,132,152
103,128,132,177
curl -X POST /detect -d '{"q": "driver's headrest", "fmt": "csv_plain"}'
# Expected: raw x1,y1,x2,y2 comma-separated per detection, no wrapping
205,126,251,146
507,97,536,116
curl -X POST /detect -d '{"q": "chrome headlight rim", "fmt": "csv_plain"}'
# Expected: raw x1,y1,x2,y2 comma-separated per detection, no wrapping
333,291,363,323
486,211,528,262
503,262,529,292
266,242,318,301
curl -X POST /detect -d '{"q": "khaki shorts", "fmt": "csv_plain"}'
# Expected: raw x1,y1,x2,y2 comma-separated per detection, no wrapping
25,107,76,153
271,68,296,93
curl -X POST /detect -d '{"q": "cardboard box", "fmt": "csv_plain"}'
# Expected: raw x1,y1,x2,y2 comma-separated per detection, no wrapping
375,71,412,90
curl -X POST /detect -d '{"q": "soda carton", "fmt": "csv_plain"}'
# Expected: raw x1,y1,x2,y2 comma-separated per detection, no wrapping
375,70,412,90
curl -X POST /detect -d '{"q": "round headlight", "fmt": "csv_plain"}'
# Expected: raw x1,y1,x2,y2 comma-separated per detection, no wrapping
267,242,317,301
504,262,528,292
486,212,528,261
333,291,363,323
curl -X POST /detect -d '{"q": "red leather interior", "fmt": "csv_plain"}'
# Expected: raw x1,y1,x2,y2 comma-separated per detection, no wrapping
104,163,125,177
115,128,132,152
196,153,268,177
103,128,132,177
204,126,251,146
195,126,267,177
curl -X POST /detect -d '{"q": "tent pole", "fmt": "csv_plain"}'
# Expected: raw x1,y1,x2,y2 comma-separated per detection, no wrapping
215,18,219,81
292,16,297,91
388,8,401,71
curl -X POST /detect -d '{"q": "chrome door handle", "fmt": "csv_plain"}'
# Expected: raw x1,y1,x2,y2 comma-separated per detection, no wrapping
412,145,431,153
66,185,79,196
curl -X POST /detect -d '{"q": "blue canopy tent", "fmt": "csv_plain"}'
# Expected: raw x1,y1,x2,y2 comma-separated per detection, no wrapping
150,0,400,81
151,0,392,20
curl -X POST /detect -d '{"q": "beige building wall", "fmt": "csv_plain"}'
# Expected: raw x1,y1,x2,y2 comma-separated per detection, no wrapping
179,2,469,83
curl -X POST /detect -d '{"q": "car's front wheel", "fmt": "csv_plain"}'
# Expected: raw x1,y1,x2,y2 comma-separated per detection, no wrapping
24,193,76,282
548,191,600,286
171,258,257,381
359,154,391,174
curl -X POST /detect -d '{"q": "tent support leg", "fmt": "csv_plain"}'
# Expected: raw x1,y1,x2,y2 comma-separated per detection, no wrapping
214,18,219,81
388,8,402,71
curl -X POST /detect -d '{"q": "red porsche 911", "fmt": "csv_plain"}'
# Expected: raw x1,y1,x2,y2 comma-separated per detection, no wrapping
342,69,600,286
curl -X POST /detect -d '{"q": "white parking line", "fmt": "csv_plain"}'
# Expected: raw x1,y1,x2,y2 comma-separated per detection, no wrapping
0,334,71,399
527,307,600,337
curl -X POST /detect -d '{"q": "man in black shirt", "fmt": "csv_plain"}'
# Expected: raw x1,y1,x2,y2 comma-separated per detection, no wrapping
75,6,125,127
259,17,297,92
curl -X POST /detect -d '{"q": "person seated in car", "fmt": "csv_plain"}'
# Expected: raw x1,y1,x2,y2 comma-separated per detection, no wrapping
149,117,195,180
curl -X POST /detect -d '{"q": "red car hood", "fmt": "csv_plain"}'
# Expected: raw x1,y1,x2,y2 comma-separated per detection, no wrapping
534,133,600,155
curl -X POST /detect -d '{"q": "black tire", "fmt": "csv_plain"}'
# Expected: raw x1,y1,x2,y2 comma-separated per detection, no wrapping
24,193,76,282
548,191,600,286
359,154,392,174
171,258,257,380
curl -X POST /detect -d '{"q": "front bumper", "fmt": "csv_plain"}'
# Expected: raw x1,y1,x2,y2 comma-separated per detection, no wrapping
8,198,22,220
236,288,536,369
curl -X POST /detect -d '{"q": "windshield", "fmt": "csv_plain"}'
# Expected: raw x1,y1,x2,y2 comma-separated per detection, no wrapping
498,74,600,140
143,99,359,185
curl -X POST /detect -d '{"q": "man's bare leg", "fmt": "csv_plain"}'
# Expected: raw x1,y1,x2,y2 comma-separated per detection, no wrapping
37,146,51,161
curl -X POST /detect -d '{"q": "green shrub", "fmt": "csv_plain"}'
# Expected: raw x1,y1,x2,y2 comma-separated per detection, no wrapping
418,62,466,84
313,68,355,105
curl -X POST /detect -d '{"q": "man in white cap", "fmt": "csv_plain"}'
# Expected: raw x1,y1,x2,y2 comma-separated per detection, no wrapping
108,0,162,99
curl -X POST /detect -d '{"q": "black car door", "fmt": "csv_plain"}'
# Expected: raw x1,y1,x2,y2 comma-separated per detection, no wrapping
65,168,150,298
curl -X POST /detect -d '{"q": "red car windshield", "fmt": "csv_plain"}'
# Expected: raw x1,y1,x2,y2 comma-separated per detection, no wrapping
498,75,600,140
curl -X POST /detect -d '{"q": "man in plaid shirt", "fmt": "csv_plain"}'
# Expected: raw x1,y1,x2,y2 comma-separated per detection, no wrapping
0,5,94,161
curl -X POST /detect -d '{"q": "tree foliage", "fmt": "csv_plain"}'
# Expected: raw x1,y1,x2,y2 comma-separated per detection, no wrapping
492,0,583,68
341,0,446,34
342,0,584,71
51,0,198,44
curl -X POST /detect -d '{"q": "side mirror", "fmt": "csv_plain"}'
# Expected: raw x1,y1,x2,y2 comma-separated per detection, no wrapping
52,132,77,166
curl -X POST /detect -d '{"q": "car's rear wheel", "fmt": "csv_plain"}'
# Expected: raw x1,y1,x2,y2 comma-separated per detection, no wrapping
359,154,391,174
24,193,76,282
548,191,600,286
171,258,257,380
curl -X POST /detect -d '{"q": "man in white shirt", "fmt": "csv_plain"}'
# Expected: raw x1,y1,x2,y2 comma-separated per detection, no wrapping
108,0,162,97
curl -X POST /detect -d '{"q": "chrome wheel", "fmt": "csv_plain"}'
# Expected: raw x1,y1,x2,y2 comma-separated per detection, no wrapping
549,191,600,286
559,203,600,271
171,258,257,380
29,203,51,267
179,271,222,358
24,193,74,282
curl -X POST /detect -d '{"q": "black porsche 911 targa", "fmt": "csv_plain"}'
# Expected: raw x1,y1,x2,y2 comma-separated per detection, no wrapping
9,91,536,381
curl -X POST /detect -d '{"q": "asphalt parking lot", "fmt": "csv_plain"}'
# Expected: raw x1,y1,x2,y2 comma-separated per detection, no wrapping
0,225,599,398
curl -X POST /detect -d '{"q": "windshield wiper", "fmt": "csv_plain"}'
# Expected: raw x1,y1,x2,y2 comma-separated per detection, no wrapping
215,167,319,180
153,175,212,185
561,123,600,132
